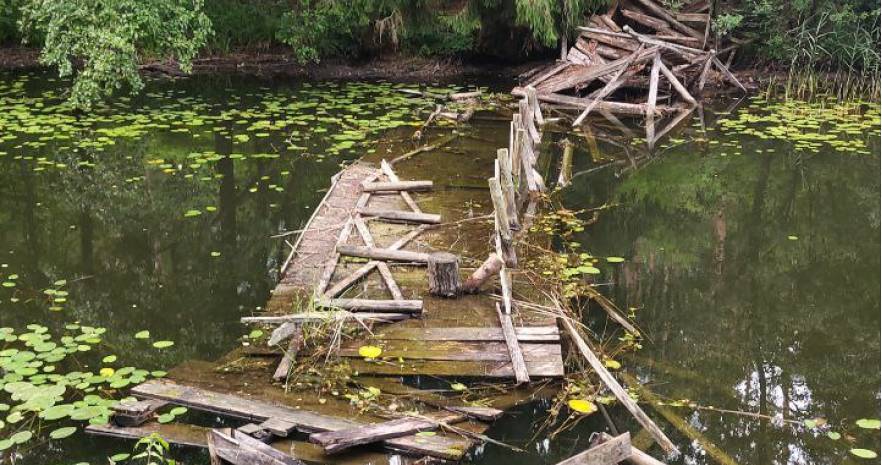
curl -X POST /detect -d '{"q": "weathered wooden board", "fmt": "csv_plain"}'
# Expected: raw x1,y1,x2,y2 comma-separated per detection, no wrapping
130,380,471,459
555,432,631,465
348,358,564,377
317,299,423,313
309,412,462,454
209,429,306,465
111,399,168,427
338,341,561,362
374,326,560,342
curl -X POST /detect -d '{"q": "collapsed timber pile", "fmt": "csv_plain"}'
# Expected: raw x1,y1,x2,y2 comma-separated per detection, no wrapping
515,0,746,126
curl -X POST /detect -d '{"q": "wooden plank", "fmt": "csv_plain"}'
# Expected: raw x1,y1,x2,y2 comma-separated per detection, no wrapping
559,316,679,455
555,432,631,465
375,326,560,342
313,217,355,297
646,52,662,118
337,245,430,263
111,399,168,427
338,341,562,362
496,303,530,384
209,429,305,465
260,418,299,437
598,433,668,465
524,91,677,116
380,159,421,213
130,380,470,459
242,312,410,325
317,298,423,313
309,412,462,454
361,181,433,192
357,208,441,224
348,358,564,378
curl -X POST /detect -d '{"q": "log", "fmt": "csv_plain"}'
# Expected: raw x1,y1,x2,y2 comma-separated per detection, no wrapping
532,48,657,93
559,313,679,455
657,60,697,105
554,432,631,465
646,52,662,118
524,91,679,116
449,90,481,101
272,327,302,381
317,298,423,313
241,312,410,325
208,429,305,465
496,303,530,385
598,433,668,465
462,254,504,294
600,14,622,32
580,30,639,52
111,399,168,427
621,8,673,32
633,0,704,39
380,159,421,213
268,322,299,346
361,181,433,192
557,139,574,187
357,208,441,224
427,252,461,297
573,46,647,126
336,245,430,263
712,56,747,92
309,413,461,454
375,325,560,342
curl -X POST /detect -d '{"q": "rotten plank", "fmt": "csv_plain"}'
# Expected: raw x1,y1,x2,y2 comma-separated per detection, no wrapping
209,429,305,465
374,326,560,342
337,341,562,362
309,412,462,454
317,298,423,313
347,358,564,378
336,245,430,263
361,180,433,192
496,302,530,385
356,208,441,224
554,432,631,465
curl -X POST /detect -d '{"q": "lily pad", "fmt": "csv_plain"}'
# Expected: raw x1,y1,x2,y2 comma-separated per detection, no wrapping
567,399,597,414
358,345,382,359
49,426,77,439
152,340,174,349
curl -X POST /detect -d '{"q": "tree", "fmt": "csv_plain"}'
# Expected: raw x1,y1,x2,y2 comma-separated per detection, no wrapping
19,0,211,110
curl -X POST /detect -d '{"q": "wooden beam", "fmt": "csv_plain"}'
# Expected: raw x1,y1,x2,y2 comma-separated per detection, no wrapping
309,412,462,454
317,299,423,313
554,432,631,465
646,52,662,118
209,429,305,465
633,0,704,39
111,399,168,427
336,245,430,264
241,312,411,324
496,303,530,384
374,326,560,342
357,208,441,224
558,314,679,455
272,328,302,381
361,180,433,192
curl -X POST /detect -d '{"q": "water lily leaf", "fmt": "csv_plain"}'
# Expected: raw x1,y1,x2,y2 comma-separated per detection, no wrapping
450,383,467,392
358,345,382,359
10,430,32,444
248,330,263,339
134,330,150,339
183,210,202,218
603,359,622,370
567,399,597,414
49,426,77,439
827,431,841,440
152,340,174,349
850,449,878,459
157,413,175,424
170,406,188,416
110,453,131,462
102,355,117,364
416,431,436,437
606,257,625,263
856,419,881,429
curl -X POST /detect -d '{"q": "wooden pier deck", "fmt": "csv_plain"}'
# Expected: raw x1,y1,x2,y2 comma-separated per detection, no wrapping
86,92,568,464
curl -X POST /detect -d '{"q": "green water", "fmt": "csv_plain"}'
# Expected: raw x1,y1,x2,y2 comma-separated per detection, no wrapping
0,71,879,465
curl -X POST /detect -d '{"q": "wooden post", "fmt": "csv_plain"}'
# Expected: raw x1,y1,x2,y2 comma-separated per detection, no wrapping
496,150,519,230
525,85,545,126
427,252,461,297
558,139,574,188
461,253,504,294
488,177,516,267
646,51,661,119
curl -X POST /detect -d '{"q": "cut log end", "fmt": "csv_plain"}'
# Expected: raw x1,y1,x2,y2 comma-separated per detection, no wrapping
427,252,461,298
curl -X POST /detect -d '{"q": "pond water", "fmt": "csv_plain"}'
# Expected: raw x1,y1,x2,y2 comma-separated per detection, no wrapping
0,71,879,465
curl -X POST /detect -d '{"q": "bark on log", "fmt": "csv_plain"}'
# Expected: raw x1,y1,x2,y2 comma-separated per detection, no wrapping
336,245,430,263
427,252,461,297
361,181,433,192
357,208,441,224
461,254,504,294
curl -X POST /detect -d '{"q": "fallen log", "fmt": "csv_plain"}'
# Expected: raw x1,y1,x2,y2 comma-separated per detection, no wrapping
461,254,504,294
558,304,679,456
361,180,433,192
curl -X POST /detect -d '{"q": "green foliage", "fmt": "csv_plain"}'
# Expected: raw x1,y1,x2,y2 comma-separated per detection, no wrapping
512,0,608,47
203,0,288,52
132,433,175,465
18,0,212,109
721,0,880,78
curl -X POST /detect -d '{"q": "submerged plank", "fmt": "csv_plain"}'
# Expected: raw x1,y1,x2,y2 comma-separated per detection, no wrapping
348,358,564,378
309,412,462,454
338,341,561,363
130,380,470,459
375,326,560,342
210,429,305,465
555,432,631,465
